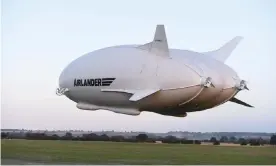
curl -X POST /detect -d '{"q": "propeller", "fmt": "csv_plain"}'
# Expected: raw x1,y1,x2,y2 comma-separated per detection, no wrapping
229,76,253,108
201,77,215,88
233,76,249,91
56,87,69,96
237,80,249,90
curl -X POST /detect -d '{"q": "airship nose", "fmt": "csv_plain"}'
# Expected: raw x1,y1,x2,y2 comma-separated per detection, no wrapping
59,69,67,88
56,67,70,96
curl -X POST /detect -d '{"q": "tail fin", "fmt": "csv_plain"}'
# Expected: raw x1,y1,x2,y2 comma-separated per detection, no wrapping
229,97,254,108
202,36,243,63
138,24,170,58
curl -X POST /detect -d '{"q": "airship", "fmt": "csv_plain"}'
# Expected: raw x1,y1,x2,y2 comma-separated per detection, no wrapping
56,24,253,117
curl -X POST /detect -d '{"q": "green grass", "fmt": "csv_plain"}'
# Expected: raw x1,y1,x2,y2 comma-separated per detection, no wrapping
1,139,276,164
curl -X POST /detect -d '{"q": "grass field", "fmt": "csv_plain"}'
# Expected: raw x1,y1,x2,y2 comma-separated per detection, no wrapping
1,139,276,165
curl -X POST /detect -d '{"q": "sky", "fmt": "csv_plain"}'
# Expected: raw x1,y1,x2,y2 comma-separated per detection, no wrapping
1,0,276,133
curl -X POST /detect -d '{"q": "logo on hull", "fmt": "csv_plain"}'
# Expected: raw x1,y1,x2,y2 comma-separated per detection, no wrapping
74,78,115,87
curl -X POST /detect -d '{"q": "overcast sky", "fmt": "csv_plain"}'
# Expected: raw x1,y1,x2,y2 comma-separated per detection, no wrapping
1,0,276,133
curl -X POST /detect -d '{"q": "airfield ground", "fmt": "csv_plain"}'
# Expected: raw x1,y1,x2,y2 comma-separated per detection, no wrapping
1,139,276,165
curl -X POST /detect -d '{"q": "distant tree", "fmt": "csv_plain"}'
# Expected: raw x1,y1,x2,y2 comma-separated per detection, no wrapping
1,132,8,139
238,138,247,146
270,135,276,145
258,137,266,146
145,138,155,143
240,141,247,146
82,133,99,141
210,137,217,143
238,138,245,143
194,140,201,144
50,134,60,140
213,140,220,145
26,132,47,140
162,135,180,144
239,138,247,145
72,136,82,141
249,139,261,146
62,132,73,140
65,132,72,137
220,136,228,143
124,136,138,143
229,136,237,143
99,134,110,141
180,139,200,144
110,135,125,142
136,134,148,142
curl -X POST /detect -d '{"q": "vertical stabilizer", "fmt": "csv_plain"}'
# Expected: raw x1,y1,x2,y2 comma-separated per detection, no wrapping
153,24,169,52
138,24,170,57
202,36,243,63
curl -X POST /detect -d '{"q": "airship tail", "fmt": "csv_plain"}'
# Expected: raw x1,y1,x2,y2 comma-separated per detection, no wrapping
229,97,254,108
202,36,243,63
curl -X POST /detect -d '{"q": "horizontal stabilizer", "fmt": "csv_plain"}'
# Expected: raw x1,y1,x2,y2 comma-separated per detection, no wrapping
101,88,160,101
138,24,170,57
101,89,136,94
129,89,159,101
229,97,254,108
202,36,243,63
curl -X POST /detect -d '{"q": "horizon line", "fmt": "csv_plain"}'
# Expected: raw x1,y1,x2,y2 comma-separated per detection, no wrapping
1,128,275,134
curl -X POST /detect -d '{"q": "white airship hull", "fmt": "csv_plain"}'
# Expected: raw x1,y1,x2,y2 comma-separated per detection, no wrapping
57,25,253,117
61,47,203,108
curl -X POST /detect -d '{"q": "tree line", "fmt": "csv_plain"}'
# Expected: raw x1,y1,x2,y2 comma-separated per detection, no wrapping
1,131,276,146
208,135,276,146
0,131,201,144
